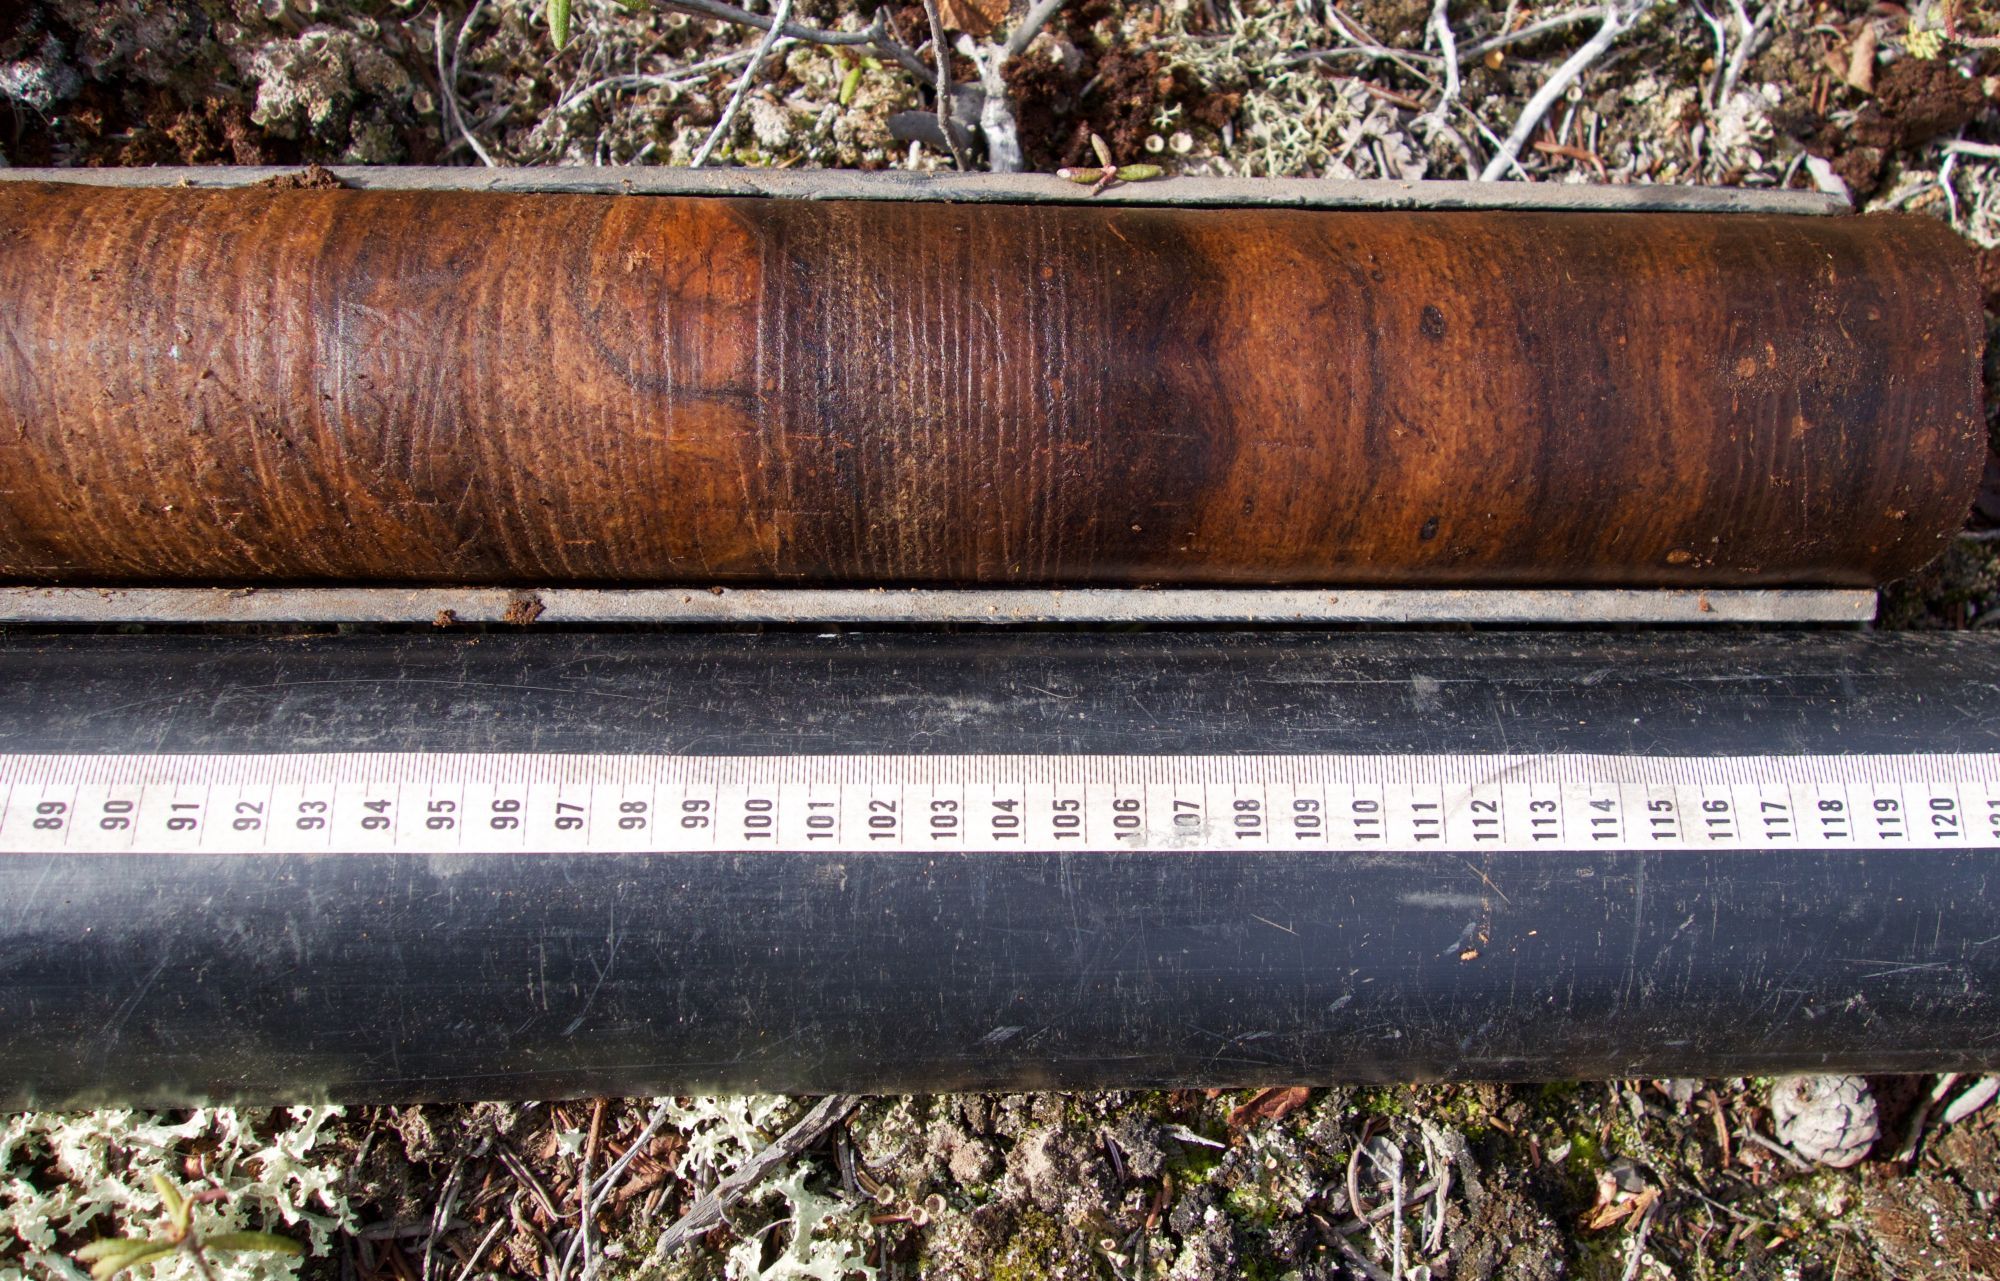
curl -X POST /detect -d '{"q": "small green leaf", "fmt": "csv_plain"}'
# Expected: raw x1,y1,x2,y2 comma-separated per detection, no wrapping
1114,164,1164,182
839,61,864,107
75,1238,153,1262
84,1241,176,1279
549,0,573,50
204,1232,306,1257
150,1174,187,1233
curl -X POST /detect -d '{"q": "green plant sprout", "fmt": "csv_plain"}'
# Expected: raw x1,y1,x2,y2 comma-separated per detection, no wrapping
73,1173,302,1281
1056,133,1165,195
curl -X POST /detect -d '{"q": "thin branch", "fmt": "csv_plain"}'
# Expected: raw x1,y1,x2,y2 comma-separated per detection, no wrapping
1944,139,2000,161
922,0,970,169
572,1099,605,1281
1479,1,1651,181
1619,1196,1659,1281
1427,0,1461,110
555,42,797,116
447,1218,508,1281
1453,98,1519,175
434,2,497,167
1894,1072,1963,1163
689,0,795,168
419,1154,471,1281
964,36,1025,172
1692,1,1728,110
1277,46,1443,68
1713,0,1769,108
655,0,1067,173
1462,8,1600,58
1003,0,1073,59
561,1100,679,1281
1325,4,1441,91
656,0,930,79
1739,1124,1813,1171
1415,0,1479,175
1331,1235,1396,1281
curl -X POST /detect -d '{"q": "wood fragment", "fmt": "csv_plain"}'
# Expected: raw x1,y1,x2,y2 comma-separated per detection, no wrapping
0,183,1979,590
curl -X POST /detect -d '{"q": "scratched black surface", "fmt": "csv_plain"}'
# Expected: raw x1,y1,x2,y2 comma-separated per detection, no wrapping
0,629,1996,1104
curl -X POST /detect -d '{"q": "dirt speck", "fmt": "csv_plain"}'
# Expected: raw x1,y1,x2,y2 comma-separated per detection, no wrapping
257,164,344,190
501,595,545,626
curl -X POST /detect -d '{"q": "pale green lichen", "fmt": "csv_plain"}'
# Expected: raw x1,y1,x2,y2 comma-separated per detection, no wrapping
1,1108,354,1281
648,1096,874,1281
1156,0,1372,178
722,1166,872,1281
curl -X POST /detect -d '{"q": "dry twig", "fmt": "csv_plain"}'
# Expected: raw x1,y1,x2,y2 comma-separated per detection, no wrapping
1619,1194,1660,1281
689,0,795,167
1480,1,1654,181
656,0,929,78
1713,0,1770,109
419,1152,473,1281
446,1219,507,1281
921,0,970,170
434,1,497,167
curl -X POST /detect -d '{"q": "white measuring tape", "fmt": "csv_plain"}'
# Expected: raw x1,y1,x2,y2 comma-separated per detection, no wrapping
2,753,1997,855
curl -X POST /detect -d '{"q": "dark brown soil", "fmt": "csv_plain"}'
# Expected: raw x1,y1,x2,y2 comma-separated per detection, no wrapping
1826,57,1991,196
1003,3,1238,170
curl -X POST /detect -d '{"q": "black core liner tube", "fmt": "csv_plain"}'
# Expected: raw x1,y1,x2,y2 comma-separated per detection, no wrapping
0,629,1997,1107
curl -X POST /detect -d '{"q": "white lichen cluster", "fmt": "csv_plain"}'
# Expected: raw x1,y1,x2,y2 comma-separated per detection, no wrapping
240,23,420,161
656,1097,875,1281
661,1094,794,1181
721,1166,867,1281
1,1108,354,1281
1155,1,1378,178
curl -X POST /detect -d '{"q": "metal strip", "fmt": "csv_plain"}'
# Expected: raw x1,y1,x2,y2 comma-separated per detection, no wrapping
3,750,1992,855
0,586,1876,625
0,166,1848,215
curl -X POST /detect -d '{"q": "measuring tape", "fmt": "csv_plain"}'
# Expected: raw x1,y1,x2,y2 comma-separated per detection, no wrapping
2,753,1997,855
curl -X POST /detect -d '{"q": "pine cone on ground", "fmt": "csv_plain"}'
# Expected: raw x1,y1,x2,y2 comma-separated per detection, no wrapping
1771,1075,1879,1168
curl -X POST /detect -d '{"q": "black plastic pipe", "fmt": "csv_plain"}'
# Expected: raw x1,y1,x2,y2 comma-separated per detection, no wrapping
0,628,1996,1107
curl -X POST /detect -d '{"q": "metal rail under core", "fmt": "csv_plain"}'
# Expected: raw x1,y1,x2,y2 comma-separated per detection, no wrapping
0,587,1876,625
0,166,1846,215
